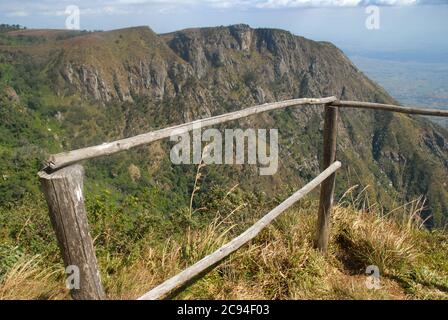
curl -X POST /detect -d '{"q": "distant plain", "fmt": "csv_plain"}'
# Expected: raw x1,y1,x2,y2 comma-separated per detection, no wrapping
349,52,448,128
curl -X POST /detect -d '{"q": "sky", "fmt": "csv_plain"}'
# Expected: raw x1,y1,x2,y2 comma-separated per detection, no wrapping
1,0,447,61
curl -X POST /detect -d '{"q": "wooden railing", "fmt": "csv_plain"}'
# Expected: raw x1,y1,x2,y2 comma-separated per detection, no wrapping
138,161,341,300
37,97,448,300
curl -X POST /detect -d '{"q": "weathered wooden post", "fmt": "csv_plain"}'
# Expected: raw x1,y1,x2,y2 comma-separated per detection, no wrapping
38,165,105,300
316,105,339,252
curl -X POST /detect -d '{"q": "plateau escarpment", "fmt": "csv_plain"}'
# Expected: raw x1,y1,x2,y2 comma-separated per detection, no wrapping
0,24,447,226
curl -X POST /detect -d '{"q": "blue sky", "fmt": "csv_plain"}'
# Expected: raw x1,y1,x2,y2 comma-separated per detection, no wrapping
1,1,447,61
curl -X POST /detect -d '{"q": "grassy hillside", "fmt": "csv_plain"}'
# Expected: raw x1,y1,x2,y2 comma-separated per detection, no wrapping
1,187,447,299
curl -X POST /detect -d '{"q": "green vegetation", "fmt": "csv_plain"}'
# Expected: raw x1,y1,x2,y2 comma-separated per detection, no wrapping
0,25,447,299
1,188,446,299
0,24,26,33
0,24,46,46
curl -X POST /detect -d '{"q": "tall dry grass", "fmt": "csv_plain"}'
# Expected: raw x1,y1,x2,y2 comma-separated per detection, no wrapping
0,255,67,300
1,185,446,300
106,190,429,300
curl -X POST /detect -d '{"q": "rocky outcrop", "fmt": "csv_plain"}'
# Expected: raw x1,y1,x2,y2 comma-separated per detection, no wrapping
24,24,447,226
3,86,20,103
61,63,115,101
229,24,253,52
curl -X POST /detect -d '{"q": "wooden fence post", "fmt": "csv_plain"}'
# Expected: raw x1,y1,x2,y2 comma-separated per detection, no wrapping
38,165,105,300
316,105,339,252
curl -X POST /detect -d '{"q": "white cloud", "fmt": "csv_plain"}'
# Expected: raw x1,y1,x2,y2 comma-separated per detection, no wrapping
255,0,420,8
0,0,443,20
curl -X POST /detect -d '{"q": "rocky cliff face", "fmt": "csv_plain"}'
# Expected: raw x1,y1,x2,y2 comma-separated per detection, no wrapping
49,25,390,108
27,27,184,104
2,25,447,226
162,25,387,102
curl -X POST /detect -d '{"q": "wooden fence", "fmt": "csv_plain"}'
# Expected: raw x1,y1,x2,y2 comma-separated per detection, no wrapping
37,97,448,300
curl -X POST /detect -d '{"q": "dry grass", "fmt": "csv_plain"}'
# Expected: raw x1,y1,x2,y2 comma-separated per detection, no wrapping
1,187,446,300
171,203,413,300
0,255,67,300
104,211,236,299
106,199,443,300
333,206,419,275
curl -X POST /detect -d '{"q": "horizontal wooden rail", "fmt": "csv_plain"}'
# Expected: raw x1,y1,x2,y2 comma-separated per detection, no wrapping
332,100,448,117
138,161,342,300
44,97,337,170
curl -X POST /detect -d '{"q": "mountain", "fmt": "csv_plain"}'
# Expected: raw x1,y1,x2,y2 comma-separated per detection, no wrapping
0,24,447,227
